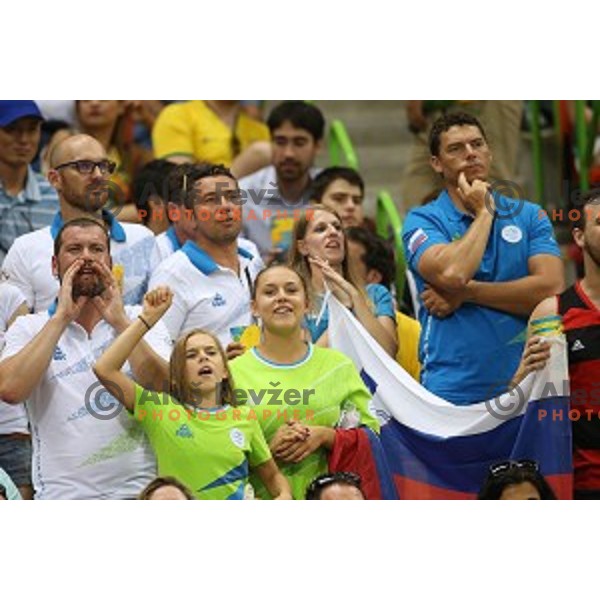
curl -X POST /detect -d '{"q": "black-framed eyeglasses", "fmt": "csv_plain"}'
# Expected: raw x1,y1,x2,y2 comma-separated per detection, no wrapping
54,159,117,175
306,471,362,499
489,459,539,478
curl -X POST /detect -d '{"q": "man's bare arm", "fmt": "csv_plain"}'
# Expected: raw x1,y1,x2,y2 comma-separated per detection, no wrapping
0,314,70,404
417,175,494,291
466,255,565,317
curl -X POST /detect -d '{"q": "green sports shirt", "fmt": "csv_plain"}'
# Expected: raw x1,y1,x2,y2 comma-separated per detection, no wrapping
229,344,379,499
134,384,272,500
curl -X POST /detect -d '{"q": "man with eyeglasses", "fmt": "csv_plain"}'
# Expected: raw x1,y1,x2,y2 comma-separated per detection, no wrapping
1,134,157,311
402,112,564,406
0,100,59,262
149,162,264,356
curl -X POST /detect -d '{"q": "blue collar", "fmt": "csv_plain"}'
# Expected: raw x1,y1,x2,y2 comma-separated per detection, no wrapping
237,244,254,260
181,240,254,275
438,189,471,222
50,209,127,242
47,299,58,316
181,241,219,275
251,343,314,368
166,226,182,251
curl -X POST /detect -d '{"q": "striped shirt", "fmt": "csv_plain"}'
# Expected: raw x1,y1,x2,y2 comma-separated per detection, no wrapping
558,282,600,495
0,167,58,262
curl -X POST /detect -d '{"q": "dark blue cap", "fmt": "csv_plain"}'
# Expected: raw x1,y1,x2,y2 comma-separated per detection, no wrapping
0,100,44,127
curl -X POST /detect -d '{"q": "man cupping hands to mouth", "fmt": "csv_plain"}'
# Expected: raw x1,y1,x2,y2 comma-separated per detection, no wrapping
0,218,172,499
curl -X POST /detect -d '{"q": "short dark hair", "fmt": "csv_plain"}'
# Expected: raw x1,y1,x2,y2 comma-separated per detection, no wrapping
137,476,195,500
572,187,600,230
53,217,110,257
429,111,487,157
477,460,557,500
346,226,396,290
132,160,176,225
306,471,364,500
167,162,236,211
309,166,365,202
267,101,325,142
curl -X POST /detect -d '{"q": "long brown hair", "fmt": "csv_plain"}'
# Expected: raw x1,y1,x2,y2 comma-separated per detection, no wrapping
288,204,367,312
169,329,235,407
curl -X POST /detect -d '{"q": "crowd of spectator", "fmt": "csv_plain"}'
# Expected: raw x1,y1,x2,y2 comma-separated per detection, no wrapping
0,99,597,500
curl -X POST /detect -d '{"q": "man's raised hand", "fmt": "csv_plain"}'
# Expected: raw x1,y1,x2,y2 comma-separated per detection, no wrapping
457,172,493,216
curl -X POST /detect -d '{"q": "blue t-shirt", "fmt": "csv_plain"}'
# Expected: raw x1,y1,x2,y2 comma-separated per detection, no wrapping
403,190,560,405
305,283,396,342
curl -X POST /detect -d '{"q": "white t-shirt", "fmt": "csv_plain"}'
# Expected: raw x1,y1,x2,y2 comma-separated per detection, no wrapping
0,283,29,435
2,306,172,499
1,211,158,312
149,240,264,346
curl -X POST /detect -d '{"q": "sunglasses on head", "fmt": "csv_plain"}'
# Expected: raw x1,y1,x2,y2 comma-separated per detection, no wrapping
306,472,362,498
488,459,539,478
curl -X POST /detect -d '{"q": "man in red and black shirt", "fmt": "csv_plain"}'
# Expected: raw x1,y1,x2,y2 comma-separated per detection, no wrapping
530,190,600,498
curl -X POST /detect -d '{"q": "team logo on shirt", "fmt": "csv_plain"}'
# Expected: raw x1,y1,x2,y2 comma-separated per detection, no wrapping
212,293,226,307
176,424,194,438
230,428,245,449
501,225,523,244
53,346,67,360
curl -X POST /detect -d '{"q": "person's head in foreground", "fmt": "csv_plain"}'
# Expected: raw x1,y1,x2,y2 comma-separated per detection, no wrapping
477,460,557,500
305,472,365,500
138,476,195,500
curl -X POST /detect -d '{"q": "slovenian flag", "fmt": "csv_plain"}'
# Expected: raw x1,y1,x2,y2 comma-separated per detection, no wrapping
327,296,573,499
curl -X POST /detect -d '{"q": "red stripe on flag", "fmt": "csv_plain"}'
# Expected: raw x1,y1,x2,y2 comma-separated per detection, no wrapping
394,475,474,499
395,474,573,500
545,474,573,500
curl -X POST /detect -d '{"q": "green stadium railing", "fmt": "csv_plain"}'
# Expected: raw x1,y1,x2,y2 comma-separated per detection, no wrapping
326,119,406,298
328,119,359,170
376,190,406,299
527,100,546,206
574,100,600,193
529,100,600,201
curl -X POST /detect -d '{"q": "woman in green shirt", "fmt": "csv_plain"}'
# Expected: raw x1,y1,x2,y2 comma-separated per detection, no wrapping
93,286,291,500
229,265,379,499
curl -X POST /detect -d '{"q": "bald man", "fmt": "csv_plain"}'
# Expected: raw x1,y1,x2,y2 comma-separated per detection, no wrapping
1,134,157,310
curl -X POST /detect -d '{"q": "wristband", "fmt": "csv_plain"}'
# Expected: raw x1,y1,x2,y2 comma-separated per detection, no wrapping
138,315,152,331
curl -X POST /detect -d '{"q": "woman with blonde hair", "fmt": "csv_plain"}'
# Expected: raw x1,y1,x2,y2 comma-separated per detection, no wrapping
93,286,291,500
289,205,397,357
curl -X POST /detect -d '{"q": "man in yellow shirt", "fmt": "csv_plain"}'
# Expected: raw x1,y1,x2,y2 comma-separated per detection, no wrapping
152,101,271,178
